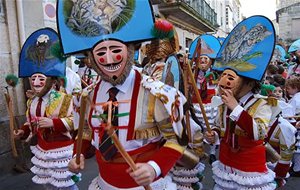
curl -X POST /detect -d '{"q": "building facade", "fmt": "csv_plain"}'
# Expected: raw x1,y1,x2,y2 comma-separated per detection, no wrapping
205,0,242,37
276,0,300,44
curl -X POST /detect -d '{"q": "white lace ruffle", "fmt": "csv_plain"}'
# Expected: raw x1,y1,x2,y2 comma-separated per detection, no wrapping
31,165,50,176
30,144,76,188
31,156,70,169
212,161,276,190
30,144,73,160
50,168,74,179
31,165,74,178
172,162,205,176
51,178,75,188
32,175,52,185
171,162,205,189
88,177,101,190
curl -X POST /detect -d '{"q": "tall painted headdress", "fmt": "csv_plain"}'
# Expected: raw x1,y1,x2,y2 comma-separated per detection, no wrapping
271,45,287,63
19,28,66,78
213,15,276,81
288,39,300,53
57,0,155,54
188,34,221,59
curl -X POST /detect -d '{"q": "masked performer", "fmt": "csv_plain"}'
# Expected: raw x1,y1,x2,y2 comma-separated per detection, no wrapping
189,35,221,164
14,28,77,189
58,1,186,189
205,16,277,189
142,19,179,81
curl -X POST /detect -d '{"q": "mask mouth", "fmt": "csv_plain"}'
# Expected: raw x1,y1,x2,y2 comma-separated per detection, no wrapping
219,85,231,95
102,61,122,72
33,86,44,92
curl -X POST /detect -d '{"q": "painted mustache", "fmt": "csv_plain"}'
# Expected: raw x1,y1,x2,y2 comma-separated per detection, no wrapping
100,60,122,72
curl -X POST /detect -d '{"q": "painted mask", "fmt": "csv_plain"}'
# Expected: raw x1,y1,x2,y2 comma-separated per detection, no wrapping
218,69,243,97
198,55,212,71
92,40,128,80
30,73,47,94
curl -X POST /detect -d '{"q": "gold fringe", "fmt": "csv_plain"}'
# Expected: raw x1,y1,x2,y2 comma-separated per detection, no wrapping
146,94,155,122
267,97,278,106
134,126,160,139
164,141,185,154
58,94,72,117
248,99,264,117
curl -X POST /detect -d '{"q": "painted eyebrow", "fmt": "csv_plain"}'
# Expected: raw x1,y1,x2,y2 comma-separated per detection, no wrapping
95,45,122,52
227,73,235,78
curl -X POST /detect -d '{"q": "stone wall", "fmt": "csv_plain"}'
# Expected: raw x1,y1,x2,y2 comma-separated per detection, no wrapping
0,0,44,176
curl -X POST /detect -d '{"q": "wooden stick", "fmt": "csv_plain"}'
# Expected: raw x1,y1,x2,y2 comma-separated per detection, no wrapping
4,92,18,157
81,78,88,88
106,102,152,190
187,39,211,132
75,93,89,164
182,56,192,143
284,115,300,119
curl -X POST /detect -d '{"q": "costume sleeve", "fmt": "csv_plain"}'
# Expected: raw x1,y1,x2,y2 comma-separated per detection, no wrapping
231,100,272,140
20,123,30,140
274,127,295,178
72,92,93,157
151,97,184,177
53,94,74,132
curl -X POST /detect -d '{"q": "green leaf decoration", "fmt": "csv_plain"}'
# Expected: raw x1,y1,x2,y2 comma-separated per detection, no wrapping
50,41,68,62
232,61,257,71
111,0,135,32
5,74,19,87
241,51,263,62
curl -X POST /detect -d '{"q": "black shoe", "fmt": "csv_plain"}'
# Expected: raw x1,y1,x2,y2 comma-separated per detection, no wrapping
209,154,217,165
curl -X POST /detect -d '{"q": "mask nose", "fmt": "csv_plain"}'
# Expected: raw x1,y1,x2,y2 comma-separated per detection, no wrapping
106,51,114,64
33,78,40,86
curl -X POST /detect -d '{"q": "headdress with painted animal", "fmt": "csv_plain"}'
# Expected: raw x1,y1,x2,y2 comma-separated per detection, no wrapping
19,28,66,97
57,0,155,86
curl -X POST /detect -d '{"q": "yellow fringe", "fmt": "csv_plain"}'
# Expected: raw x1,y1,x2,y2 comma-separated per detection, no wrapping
134,126,160,139
267,97,278,106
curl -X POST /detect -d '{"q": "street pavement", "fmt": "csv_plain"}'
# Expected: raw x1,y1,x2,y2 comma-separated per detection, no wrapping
0,155,299,190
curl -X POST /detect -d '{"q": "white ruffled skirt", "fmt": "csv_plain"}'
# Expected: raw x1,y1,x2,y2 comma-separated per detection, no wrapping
212,161,276,190
30,144,76,189
170,162,205,190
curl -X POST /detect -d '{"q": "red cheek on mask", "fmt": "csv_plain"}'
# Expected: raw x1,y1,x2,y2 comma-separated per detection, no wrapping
227,82,231,86
99,57,105,63
116,54,121,61
40,82,45,86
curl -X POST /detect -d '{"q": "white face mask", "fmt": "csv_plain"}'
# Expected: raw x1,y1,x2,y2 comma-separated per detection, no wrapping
92,40,128,80
30,73,47,94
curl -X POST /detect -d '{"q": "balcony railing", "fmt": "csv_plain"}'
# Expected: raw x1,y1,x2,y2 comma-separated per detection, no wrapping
181,0,217,26
156,0,218,33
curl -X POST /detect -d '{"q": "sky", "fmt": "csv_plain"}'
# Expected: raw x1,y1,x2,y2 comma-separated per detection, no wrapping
239,0,277,20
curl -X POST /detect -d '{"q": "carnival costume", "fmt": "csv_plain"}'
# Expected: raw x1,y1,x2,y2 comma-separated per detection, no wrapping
18,28,77,189
57,1,187,189
209,16,277,190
